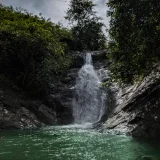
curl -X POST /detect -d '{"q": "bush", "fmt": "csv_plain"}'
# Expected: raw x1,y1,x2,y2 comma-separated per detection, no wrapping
0,4,72,96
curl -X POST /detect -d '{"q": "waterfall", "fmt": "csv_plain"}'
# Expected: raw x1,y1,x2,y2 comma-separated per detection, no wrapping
73,52,106,124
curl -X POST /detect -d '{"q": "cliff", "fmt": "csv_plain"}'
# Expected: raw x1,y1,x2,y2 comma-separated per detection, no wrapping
103,71,160,139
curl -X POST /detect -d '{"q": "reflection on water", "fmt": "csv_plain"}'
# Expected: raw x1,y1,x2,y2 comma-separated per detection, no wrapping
0,126,160,160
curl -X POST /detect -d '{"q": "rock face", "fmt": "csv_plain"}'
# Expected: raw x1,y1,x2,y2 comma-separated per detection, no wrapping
103,72,160,139
0,83,57,129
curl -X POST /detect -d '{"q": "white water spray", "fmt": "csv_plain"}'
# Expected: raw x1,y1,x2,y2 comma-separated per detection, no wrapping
73,53,106,124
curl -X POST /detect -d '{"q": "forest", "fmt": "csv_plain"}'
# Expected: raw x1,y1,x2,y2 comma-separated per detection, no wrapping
107,0,160,84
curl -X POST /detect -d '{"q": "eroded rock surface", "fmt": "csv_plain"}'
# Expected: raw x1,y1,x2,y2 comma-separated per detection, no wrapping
0,80,57,129
103,72,160,139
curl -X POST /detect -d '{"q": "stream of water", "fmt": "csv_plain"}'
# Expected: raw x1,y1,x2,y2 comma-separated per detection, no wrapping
73,53,106,124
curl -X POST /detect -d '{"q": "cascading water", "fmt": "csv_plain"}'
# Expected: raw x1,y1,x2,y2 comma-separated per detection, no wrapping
73,52,106,124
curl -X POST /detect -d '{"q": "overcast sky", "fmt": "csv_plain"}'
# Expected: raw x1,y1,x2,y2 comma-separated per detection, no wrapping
0,0,110,31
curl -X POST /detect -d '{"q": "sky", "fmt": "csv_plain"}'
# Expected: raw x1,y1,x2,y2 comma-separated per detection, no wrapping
0,0,110,31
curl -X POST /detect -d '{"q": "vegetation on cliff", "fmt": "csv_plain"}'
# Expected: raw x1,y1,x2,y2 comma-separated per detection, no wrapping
0,4,72,96
107,0,160,84
66,0,107,51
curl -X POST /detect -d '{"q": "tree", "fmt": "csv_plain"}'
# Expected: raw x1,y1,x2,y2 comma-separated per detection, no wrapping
107,0,160,84
0,5,72,96
65,0,106,51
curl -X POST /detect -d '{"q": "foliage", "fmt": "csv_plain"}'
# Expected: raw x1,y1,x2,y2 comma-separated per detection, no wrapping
0,4,72,96
107,0,160,84
65,0,107,51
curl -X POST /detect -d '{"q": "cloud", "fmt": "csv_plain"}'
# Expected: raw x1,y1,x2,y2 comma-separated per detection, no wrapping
0,0,109,29
94,0,110,28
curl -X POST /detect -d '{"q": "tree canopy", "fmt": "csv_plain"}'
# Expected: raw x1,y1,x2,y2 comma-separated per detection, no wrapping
0,4,72,96
107,0,160,84
66,0,107,51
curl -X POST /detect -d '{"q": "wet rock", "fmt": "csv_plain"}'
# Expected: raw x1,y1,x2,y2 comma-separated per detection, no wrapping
48,50,110,125
142,156,152,160
0,83,56,129
103,71,160,139
68,50,109,68
0,106,42,129
37,104,57,125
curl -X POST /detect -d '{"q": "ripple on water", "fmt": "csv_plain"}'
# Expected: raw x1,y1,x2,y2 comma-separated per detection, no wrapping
0,126,160,160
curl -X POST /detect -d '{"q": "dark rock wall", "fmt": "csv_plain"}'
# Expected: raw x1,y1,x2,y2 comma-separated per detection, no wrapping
0,84,57,129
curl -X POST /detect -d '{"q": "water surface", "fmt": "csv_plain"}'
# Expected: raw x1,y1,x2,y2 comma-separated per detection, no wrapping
0,125,160,160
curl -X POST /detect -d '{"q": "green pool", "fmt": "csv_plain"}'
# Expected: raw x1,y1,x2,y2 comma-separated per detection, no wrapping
0,125,160,160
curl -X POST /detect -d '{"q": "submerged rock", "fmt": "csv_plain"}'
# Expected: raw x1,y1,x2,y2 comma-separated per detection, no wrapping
142,156,152,160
